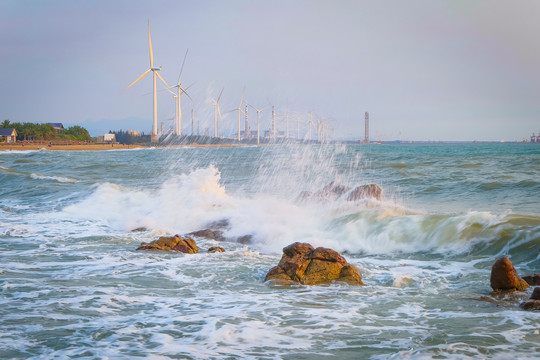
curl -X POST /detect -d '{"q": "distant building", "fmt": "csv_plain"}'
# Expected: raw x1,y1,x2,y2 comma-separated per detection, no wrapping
97,133,116,144
46,123,64,134
127,130,140,136
0,128,17,143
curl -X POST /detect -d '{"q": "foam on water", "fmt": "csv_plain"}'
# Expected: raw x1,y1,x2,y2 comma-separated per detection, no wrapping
1,143,539,359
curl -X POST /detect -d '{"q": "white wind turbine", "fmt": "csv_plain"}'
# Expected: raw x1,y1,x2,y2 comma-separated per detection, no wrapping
122,21,170,137
170,49,191,136
248,103,263,145
234,93,245,141
212,88,224,138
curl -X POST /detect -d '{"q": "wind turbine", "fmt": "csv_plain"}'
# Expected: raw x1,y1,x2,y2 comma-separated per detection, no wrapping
248,103,263,145
170,49,191,136
122,21,170,137
236,93,245,141
212,88,224,138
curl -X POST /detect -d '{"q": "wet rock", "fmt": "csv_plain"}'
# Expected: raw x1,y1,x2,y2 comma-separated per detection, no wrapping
236,235,253,244
490,257,529,292
296,181,350,202
346,184,383,201
519,287,540,311
208,246,225,253
136,235,198,254
522,274,540,286
265,242,365,286
131,227,148,232
188,229,225,242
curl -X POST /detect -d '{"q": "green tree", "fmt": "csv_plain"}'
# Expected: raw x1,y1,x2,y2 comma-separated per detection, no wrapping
1,120,10,128
64,126,91,141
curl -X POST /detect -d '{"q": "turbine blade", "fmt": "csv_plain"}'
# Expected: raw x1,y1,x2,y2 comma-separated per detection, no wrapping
217,88,224,104
148,20,154,68
179,85,192,101
178,48,189,85
121,68,152,93
156,72,171,90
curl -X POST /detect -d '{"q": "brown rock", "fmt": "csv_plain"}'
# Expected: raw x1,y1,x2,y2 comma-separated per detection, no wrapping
339,265,365,286
531,287,540,300
188,229,225,242
136,235,198,254
522,274,540,286
490,257,529,292
519,300,540,310
265,242,364,286
346,184,383,201
208,246,225,253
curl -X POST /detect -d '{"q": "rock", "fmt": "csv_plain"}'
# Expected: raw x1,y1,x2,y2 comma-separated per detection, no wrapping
208,246,225,253
131,227,148,232
346,184,383,201
188,229,225,242
296,181,350,202
532,287,540,300
136,235,198,254
522,274,540,286
490,257,529,292
520,287,540,311
265,242,365,286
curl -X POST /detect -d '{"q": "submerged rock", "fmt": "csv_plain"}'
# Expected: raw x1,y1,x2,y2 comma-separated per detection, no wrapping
522,274,540,286
265,242,365,286
519,287,540,311
346,184,383,201
136,235,198,254
208,246,226,253
490,257,529,292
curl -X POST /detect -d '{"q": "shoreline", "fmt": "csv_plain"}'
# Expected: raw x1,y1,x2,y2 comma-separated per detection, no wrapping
0,143,244,151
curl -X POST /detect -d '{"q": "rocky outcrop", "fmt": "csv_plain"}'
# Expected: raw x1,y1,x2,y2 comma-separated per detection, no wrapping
520,287,540,311
346,184,383,201
490,257,529,292
188,229,225,242
136,235,198,254
522,274,540,286
265,242,365,286
297,181,382,202
208,246,225,253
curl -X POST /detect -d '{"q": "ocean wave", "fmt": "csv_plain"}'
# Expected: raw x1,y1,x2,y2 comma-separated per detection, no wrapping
56,165,540,260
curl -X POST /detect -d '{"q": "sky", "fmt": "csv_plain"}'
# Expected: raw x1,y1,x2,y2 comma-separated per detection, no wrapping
0,0,539,141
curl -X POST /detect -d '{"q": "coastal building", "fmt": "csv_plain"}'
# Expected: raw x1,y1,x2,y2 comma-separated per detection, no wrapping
46,123,64,134
97,133,116,144
0,128,17,143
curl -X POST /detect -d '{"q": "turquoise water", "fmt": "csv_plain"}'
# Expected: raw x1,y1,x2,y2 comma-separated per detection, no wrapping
0,143,539,359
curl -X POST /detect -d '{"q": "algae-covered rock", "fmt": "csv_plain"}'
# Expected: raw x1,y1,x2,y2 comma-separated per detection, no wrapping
136,235,198,254
490,257,529,292
265,242,364,286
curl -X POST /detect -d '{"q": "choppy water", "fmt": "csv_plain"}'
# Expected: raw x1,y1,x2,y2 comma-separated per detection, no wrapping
1,143,539,359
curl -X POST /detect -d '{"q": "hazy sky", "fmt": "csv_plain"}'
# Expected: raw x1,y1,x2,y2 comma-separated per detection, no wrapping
1,0,539,141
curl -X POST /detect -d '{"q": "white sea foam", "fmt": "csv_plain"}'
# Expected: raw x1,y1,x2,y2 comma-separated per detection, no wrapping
30,173,78,183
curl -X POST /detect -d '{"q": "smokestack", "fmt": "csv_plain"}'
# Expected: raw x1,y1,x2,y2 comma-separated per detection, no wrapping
364,112,369,143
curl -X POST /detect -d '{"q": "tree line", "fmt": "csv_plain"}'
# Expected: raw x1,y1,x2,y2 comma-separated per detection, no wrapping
1,120,91,141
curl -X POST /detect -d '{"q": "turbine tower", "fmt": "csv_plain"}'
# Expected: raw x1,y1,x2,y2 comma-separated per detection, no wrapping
171,49,191,136
237,93,245,141
122,21,170,138
248,103,263,145
212,88,224,138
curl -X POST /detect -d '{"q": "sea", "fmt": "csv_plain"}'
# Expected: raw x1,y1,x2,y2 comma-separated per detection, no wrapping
0,143,539,359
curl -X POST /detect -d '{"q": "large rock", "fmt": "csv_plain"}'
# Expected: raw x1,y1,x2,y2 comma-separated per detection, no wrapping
265,242,365,286
346,184,383,201
490,257,529,292
136,235,198,254
522,274,540,286
519,287,540,311
296,181,350,202
188,229,225,242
